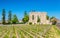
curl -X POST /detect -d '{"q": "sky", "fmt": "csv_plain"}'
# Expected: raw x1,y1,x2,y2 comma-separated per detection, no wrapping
0,0,60,20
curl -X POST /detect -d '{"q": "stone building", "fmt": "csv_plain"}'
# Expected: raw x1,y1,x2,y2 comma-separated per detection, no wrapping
29,12,51,24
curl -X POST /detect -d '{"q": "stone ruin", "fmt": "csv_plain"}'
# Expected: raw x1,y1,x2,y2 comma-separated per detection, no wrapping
29,12,51,24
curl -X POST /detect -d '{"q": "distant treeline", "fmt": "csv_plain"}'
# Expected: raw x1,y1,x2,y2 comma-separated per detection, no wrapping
1,9,56,25
2,9,29,24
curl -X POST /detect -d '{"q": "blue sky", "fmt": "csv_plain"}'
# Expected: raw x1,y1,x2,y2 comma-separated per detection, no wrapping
0,0,60,20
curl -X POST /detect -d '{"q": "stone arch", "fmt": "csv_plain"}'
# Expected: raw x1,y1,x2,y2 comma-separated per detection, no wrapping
32,15,34,20
37,15,40,23
29,12,49,24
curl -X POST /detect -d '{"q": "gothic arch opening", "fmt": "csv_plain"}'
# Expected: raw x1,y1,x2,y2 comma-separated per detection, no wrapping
32,15,34,20
37,15,40,23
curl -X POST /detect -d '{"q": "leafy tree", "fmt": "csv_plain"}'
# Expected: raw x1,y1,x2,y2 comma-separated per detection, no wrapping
50,16,57,25
8,10,12,24
50,16,55,22
46,15,49,20
37,16,40,22
52,19,57,25
2,9,6,24
12,14,19,24
22,11,29,23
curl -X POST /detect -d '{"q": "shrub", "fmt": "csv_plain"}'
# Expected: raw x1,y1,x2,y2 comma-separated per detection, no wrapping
17,22,24,24
3,35,8,38
29,22,32,25
12,35,16,38
52,20,57,25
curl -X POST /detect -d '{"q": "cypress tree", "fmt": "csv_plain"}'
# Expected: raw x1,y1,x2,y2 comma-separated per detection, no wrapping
8,10,12,24
2,9,6,24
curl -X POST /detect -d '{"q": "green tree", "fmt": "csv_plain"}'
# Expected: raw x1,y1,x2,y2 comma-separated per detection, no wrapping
50,16,57,25
2,9,6,24
50,16,55,22
52,19,57,25
37,16,40,22
12,14,19,24
8,10,12,24
46,15,49,20
22,11,29,23
50,16,55,19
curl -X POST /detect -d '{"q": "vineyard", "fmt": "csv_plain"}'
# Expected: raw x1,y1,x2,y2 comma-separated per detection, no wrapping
45,25,60,38
0,24,51,38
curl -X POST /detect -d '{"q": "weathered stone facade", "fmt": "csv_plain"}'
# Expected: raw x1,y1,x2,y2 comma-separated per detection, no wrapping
29,12,51,24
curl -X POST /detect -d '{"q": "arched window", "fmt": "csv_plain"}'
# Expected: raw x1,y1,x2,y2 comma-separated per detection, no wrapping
37,16,40,22
32,15,34,20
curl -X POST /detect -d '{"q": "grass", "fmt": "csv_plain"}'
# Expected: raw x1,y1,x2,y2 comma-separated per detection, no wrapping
45,25,60,38
0,24,59,38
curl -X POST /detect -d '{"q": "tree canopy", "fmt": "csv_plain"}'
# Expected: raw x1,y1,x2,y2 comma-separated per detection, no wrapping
2,9,6,24
46,15,49,20
12,14,19,24
8,10,12,24
22,11,29,23
50,16,57,25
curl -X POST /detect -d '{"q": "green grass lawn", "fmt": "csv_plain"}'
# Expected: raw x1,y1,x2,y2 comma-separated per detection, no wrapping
0,24,59,38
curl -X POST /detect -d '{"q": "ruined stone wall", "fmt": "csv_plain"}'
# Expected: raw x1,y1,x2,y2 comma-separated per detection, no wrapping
29,12,50,24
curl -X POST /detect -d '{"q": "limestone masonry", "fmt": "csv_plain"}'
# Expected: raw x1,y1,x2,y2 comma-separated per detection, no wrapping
29,12,51,24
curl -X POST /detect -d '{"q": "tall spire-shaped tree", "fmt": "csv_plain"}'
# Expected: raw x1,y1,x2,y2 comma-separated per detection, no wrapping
8,10,12,24
22,11,29,23
2,9,6,24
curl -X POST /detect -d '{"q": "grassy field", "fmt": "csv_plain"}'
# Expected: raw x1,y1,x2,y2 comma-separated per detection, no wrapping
45,25,60,38
0,25,50,38
0,24,59,38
